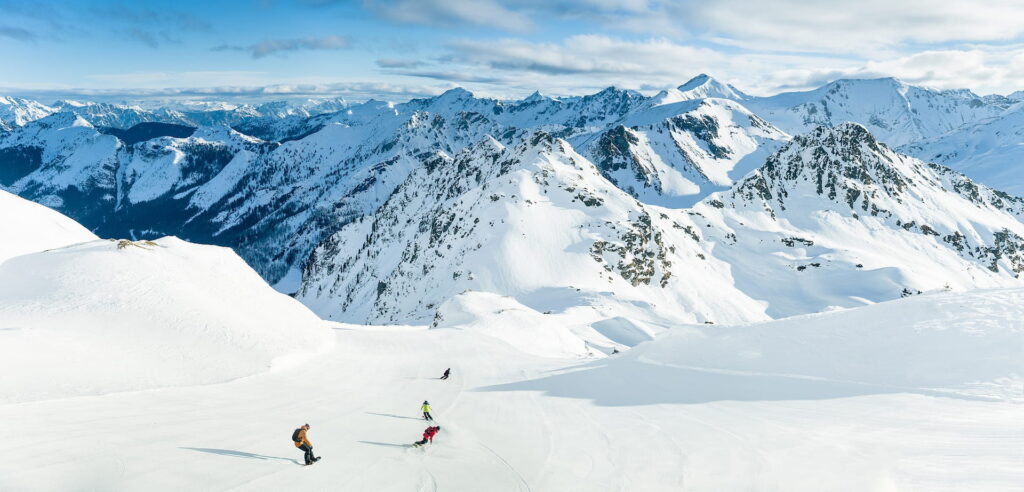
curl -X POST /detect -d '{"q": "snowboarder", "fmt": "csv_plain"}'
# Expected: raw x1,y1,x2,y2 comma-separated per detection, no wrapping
413,426,441,447
421,400,434,421
292,423,321,466
440,368,450,380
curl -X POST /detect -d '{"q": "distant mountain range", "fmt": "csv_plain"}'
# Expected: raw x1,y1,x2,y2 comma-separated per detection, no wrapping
3,75,1024,325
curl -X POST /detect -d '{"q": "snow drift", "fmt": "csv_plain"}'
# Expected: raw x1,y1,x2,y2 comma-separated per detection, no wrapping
0,189,97,263
0,237,333,403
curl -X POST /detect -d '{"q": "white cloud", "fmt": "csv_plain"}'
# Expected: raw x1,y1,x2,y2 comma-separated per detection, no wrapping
1,80,452,104
827,47,1024,94
396,35,842,95
362,0,1024,57
389,34,1024,97
675,0,1024,55
212,35,350,58
365,0,533,31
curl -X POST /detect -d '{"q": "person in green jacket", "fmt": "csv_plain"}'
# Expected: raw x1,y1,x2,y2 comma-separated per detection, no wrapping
421,400,433,421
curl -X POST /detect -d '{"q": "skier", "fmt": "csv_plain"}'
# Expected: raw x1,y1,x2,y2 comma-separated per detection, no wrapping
292,423,321,466
440,368,451,380
413,426,441,447
421,400,434,421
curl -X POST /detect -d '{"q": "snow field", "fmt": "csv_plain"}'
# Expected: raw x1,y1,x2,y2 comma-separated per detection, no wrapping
0,288,1021,491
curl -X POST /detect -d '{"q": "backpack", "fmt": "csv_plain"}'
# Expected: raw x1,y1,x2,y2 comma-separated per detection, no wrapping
292,428,302,443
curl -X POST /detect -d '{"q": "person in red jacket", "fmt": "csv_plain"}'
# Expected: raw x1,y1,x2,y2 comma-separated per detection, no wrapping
413,426,441,447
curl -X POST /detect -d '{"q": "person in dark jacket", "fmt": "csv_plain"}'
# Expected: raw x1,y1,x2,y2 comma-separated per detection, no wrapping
440,368,451,380
292,423,320,465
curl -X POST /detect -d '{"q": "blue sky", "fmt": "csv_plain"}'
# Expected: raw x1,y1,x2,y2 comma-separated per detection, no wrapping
2,0,1024,102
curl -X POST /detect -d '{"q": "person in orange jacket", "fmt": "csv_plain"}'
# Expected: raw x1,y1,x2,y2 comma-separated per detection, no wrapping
292,423,321,465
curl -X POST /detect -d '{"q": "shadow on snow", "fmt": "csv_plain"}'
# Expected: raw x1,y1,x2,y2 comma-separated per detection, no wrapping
180,447,299,463
475,359,995,405
365,412,422,420
357,441,409,448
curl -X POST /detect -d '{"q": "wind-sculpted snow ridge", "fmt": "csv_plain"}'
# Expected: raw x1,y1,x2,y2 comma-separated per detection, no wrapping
689,123,1024,316
298,132,769,326
582,97,788,206
0,189,97,263
0,236,333,403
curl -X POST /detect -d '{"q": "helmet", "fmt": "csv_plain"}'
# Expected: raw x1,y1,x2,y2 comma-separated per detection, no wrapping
423,400,429,404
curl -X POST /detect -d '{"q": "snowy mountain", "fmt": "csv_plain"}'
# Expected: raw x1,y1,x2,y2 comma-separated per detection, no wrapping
743,77,1009,147
297,132,768,327
52,100,189,129
300,123,1024,325
3,76,1024,324
581,97,788,206
0,96,353,142
902,103,1024,195
646,74,750,107
688,123,1024,317
0,96,56,130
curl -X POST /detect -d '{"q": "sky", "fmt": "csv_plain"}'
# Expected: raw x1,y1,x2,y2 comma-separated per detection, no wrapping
2,0,1024,103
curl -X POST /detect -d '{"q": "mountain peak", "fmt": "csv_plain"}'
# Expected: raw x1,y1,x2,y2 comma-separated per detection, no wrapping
781,123,888,168
522,91,547,103
35,111,94,129
678,73,713,90
437,87,474,100
648,74,748,107
827,76,906,91
807,122,877,142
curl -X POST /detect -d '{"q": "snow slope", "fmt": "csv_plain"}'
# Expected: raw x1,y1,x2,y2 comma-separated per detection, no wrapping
0,189,97,263
0,288,1019,491
0,237,333,403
